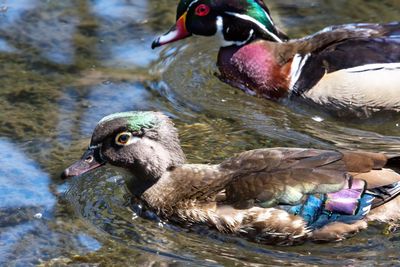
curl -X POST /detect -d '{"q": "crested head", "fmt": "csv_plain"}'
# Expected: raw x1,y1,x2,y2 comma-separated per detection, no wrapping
152,0,288,49
88,111,185,183
91,111,161,146
99,111,158,130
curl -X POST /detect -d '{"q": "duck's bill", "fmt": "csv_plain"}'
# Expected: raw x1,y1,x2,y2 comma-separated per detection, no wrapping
61,147,106,179
151,12,191,49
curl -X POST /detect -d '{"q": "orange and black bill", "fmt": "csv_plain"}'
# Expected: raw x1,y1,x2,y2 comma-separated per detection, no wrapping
152,12,191,49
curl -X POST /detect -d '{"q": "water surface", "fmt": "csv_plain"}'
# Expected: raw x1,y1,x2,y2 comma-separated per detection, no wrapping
0,0,400,265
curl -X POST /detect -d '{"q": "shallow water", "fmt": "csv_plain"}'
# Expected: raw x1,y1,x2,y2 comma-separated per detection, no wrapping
0,0,400,266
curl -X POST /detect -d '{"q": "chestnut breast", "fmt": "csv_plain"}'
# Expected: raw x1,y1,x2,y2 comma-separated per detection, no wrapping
217,41,291,99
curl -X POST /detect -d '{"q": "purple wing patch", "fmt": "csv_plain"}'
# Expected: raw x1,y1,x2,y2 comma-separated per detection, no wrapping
325,179,366,215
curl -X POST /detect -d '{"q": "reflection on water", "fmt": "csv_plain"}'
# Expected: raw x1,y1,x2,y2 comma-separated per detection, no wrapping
79,82,153,135
0,0,37,26
0,138,54,209
77,233,102,252
0,0,399,265
92,0,148,21
0,38,17,53
107,39,159,68
93,0,159,69
0,138,55,265
1,0,78,65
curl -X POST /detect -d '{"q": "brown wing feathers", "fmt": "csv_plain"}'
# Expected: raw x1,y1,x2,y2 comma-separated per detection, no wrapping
152,148,400,214
221,149,400,208
221,148,349,207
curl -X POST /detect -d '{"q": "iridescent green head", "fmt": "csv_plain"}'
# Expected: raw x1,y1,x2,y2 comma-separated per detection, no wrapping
62,111,186,183
152,0,288,49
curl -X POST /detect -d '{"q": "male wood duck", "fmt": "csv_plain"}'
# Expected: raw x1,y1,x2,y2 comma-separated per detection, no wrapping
62,111,400,245
151,0,400,112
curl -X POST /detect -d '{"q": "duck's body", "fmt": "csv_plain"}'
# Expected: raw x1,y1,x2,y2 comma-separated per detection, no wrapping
218,23,400,110
152,0,400,112
63,111,400,244
143,148,400,244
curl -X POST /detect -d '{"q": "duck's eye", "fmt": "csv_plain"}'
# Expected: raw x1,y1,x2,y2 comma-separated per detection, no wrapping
195,4,210,17
115,132,132,146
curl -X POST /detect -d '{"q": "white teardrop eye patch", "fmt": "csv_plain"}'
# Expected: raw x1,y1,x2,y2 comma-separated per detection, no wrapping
115,132,140,146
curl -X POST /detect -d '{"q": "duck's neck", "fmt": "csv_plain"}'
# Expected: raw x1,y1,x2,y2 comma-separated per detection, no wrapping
217,40,293,99
125,173,158,197
127,142,186,196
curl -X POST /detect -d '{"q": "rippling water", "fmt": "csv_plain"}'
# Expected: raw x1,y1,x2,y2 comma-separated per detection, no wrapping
0,0,400,265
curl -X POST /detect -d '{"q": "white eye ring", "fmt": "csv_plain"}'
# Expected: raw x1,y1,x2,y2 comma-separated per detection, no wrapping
114,132,131,146
115,132,141,146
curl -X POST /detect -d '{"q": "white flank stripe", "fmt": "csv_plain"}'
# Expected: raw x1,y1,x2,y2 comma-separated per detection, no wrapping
289,53,310,91
345,62,400,73
225,12,283,43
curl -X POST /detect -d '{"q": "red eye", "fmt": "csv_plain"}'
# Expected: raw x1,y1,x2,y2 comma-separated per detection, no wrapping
195,4,210,16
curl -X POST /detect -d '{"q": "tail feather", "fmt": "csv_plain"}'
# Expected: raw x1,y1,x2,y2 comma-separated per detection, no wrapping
367,181,400,209
367,155,400,208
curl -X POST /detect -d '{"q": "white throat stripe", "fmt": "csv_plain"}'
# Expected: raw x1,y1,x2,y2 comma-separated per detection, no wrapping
216,16,255,47
224,12,283,43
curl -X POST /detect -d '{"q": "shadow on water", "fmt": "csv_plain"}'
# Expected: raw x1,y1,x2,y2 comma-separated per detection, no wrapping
0,0,399,265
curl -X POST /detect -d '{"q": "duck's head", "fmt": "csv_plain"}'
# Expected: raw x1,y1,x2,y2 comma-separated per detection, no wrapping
152,0,288,49
62,111,186,184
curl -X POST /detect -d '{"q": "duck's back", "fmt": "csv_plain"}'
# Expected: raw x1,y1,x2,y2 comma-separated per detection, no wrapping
291,22,400,110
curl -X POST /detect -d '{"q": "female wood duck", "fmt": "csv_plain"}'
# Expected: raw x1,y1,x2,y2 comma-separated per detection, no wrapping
62,111,400,245
151,0,400,112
